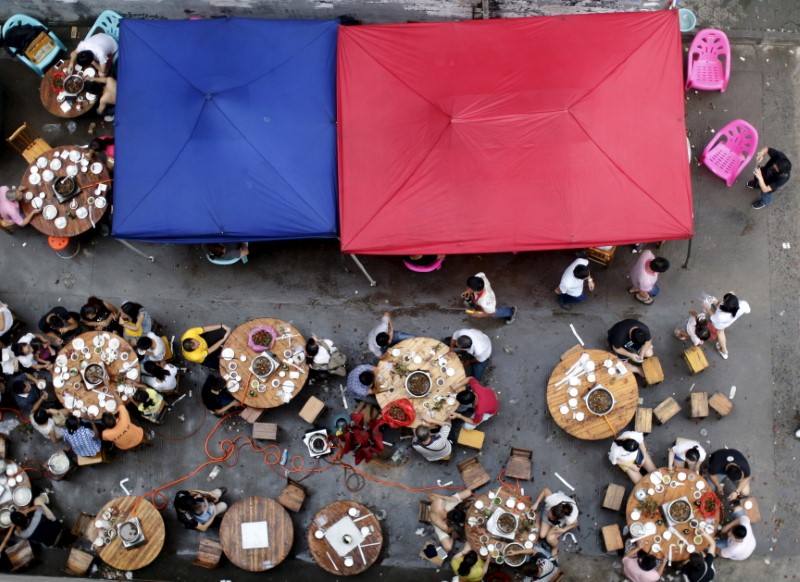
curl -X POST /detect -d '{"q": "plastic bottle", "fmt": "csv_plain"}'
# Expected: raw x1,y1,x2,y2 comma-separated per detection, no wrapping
207,465,221,481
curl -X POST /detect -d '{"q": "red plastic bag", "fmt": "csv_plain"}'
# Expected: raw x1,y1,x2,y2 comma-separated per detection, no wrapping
381,399,415,428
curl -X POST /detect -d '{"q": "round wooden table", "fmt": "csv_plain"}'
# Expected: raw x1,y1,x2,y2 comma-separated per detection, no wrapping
86,497,165,571
545,349,638,440
625,467,722,563
55,331,136,420
465,487,539,566
0,461,34,525
307,501,382,575
40,63,99,118
375,338,467,429
219,497,293,572
219,318,308,409
19,145,111,237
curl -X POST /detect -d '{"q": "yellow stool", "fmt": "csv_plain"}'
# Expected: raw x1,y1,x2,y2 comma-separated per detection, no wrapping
457,428,485,450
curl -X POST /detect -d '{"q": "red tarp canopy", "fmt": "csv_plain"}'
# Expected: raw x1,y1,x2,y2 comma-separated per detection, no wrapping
337,11,693,255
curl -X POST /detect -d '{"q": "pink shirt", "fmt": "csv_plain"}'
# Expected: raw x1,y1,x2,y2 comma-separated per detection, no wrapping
622,556,660,582
629,250,658,293
0,187,24,226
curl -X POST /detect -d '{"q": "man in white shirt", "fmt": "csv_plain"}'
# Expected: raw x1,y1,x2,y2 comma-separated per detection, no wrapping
716,507,756,560
462,273,517,324
68,32,118,75
554,258,594,310
450,329,492,381
136,333,167,363
367,312,414,357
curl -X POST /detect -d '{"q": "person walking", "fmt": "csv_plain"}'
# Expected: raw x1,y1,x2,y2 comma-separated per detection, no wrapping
748,146,792,209
554,257,594,310
461,272,517,324
627,251,670,305
703,292,750,360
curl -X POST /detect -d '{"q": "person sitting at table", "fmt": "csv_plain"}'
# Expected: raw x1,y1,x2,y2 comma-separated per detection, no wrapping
11,373,45,417
32,408,64,443
63,416,102,458
203,243,249,262
450,543,489,582
346,364,378,404
201,376,240,417
10,493,70,548
368,312,414,357
89,135,115,170
449,329,492,382
668,439,707,472
133,388,165,424
0,301,13,345
0,185,41,231
707,448,752,501
142,360,179,393
67,32,118,75
175,488,229,532
716,505,756,560
84,75,116,122
532,487,579,547
119,301,154,343
136,332,168,363
426,488,472,552
79,296,121,333
680,531,717,582
449,378,498,430
101,408,148,451
508,541,560,582
411,418,452,462
608,430,657,483
306,335,347,377
38,306,82,347
622,547,665,582
12,336,48,371
607,318,654,376
181,324,231,369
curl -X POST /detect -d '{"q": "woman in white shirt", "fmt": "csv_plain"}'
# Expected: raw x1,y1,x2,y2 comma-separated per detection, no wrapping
142,360,179,393
532,487,579,547
703,293,750,360
608,431,657,483
674,311,712,346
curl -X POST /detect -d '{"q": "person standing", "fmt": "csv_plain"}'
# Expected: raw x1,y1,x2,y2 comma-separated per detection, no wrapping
554,258,594,310
748,146,792,209
703,292,750,360
461,273,517,324
627,251,670,305
450,329,492,381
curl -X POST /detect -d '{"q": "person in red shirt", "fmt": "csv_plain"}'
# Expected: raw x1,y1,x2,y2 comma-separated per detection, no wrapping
449,378,499,429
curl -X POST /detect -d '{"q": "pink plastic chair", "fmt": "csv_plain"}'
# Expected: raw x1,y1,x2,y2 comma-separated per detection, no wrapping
685,29,731,92
403,257,445,272
700,120,758,186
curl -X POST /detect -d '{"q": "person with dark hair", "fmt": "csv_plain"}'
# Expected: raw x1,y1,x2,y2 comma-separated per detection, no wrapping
716,505,756,560
305,334,347,377
67,32,118,75
511,541,560,581
136,332,167,363
707,449,751,501
79,296,121,333
674,309,713,346
31,408,64,443
174,488,228,531
554,257,595,310
346,364,377,403
748,146,792,209
411,418,452,462
10,373,44,416
450,328,492,381
668,439,707,472
628,250,670,305
608,431,656,483
450,544,489,582
461,272,517,324
101,407,147,450
607,319,653,376
203,242,249,262
201,376,240,417
38,306,81,346
426,488,472,552
10,492,69,547
12,335,47,371
367,312,414,357
680,531,717,581
703,292,750,360
84,75,116,121
181,323,231,368
622,548,665,581
89,135,116,170
63,416,102,458
133,388,165,423
142,360,179,393
449,378,499,429
532,487,579,547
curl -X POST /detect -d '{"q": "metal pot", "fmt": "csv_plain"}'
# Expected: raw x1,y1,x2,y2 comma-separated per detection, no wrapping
63,74,85,96
404,371,432,398
584,386,616,416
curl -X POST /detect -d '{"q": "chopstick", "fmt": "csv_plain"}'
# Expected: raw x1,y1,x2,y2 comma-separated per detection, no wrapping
359,541,381,548
326,551,339,571
357,544,366,564
79,178,113,190
353,513,373,522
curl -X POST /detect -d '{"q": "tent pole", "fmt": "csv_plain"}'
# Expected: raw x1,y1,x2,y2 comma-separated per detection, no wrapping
349,254,376,287
681,238,692,269
117,239,155,262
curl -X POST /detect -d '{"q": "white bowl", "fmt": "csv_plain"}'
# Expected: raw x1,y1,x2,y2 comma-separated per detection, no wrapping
36,157,48,168
95,197,107,208
29,174,41,185
43,205,57,220
91,162,103,175
42,170,55,182
54,217,67,229
69,150,81,162
76,207,88,219
66,165,78,177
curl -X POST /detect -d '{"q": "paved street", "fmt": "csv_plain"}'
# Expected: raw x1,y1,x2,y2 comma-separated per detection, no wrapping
0,4,799,581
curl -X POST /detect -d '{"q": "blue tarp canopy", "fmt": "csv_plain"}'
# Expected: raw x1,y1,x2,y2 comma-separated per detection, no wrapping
112,18,339,243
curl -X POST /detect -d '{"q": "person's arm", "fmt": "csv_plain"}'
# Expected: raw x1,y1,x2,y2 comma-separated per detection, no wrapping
454,542,472,558
424,417,448,427
20,206,41,226
637,340,653,359
612,344,640,361
480,555,491,577
708,473,723,492
449,412,474,424
719,514,742,536
730,476,751,500
755,147,769,164
753,167,773,193
701,530,716,555
587,274,595,292
215,400,240,416
667,448,676,470
534,486,553,508
66,49,78,72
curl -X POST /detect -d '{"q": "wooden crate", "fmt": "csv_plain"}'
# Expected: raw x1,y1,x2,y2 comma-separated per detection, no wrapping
192,537,223,569
76,450,109,466
642,356,664,386
601,524,624,552
635,408,653,434
587,246,617,267
7,540,35,572
683,345,709,374
456,428,485,450
457,456,490,490
743,498,761,522
505,447,533,481
277,480,307,513
418,500,432,524
62,548,93,576
654,397,680,425
252,422,278,441
299,396,326,424
709,392,733,417
239,406,263,424
602,484,626,511
690,392,709,418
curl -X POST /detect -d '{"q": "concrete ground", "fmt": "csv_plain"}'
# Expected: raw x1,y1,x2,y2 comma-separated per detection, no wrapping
0,9,799,582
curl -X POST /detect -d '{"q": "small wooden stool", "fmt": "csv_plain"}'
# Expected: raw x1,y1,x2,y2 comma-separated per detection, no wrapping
683,345,709,374
708,392,733,417
418,499,432,524
602,484,626,511
70,512,96,539
742,498,761,522
62,548,93,576
601,524,624,552
7,540,35,572
277,479,308,513
690,392,709,418
654,397,681,424
252,422,278,441
456,428,485,450
587,246,617,267
239,405,263,424
505,447,533,481
299,396,326,424
76,450,110,466
193,537,223,569
457,456,490,490
635,408,653,434
641,356,664,386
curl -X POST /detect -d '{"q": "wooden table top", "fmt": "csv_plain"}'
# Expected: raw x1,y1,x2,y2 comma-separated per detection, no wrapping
219,497,293,572
19,145,112,237
625,467,722,562
465,487,539,565
55,331,137,420
545,349,638,440
375,337,467,429
40,63,99,118
219,318,309,409
87,496,165,571
307,501,382,576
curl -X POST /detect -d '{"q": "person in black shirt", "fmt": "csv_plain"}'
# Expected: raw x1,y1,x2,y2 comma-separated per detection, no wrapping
201,376,240,417
707,448,751,501
680,532,716,582
607,319,653,376
79,296,122,334
38,307,81,347
748,147,791,209
174,488,228,531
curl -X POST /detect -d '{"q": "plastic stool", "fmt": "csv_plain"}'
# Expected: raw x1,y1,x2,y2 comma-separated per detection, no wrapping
48,236,80,259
